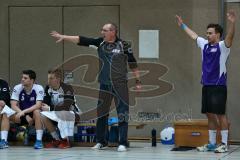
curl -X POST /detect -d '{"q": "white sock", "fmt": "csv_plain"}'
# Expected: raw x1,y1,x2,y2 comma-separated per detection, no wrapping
1,131,8,141
209,130,217,145
221,130,228,145
51,131,60,140
36,130,43,141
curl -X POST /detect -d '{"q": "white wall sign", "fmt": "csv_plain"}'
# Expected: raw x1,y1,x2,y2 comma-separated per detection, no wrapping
139,30,159,59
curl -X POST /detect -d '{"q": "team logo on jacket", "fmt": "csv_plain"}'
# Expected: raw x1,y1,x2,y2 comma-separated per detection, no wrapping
30,97,35,101
112,49,121,54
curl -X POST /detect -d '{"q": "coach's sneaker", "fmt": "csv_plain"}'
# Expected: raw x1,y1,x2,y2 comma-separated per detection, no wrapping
214,143,228,153
0,140,8,149
91,143,108,150
34,140,43,149
117,145,127,152
197,143,216,152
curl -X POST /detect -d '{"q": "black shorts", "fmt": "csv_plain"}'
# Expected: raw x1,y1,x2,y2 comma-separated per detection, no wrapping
51,120,58,126
202,85,227,115
19,113,33,125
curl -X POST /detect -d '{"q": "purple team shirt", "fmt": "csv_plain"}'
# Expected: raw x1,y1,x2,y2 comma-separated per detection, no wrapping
197,37,230,86
11,84,44,110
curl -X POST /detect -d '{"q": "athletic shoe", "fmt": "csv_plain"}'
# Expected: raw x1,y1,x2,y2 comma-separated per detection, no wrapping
58,140,71,149
117,145,127,152
0,140,8,149
197,143,216,152
91,143,108,150
45,140,61,148
214,143,228,153
34,140,43,149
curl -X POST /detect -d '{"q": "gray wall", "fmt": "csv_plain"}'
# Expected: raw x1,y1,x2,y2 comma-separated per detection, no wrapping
1,0,240,140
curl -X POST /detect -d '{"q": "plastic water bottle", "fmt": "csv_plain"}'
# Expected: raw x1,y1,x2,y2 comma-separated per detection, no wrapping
152,128,156,147
74,126,78,142
23,129,29,145
81,126,87,142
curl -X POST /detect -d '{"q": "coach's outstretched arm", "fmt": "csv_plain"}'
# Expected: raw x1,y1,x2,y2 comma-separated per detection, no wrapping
50,31,79,44
175,15,198,40
224,10,236,48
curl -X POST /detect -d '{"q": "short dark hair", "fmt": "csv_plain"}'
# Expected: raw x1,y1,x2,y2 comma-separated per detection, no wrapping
48,68,63,80
22,70,36,80
207,24,223,38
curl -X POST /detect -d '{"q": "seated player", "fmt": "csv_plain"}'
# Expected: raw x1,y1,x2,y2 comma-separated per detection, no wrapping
0,70,44,149
41,68,80,149
0,79,10,125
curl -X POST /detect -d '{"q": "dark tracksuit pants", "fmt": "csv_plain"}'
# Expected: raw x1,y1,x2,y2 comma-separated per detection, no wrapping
96,82,129,146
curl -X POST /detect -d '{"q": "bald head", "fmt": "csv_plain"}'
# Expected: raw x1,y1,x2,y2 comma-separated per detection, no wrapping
104,23,118,35
101,23,118,42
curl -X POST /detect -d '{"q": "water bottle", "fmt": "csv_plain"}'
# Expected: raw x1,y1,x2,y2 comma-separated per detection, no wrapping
81,126,87,142
23,128,29,145
74,126,78,142
152,128,156,147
